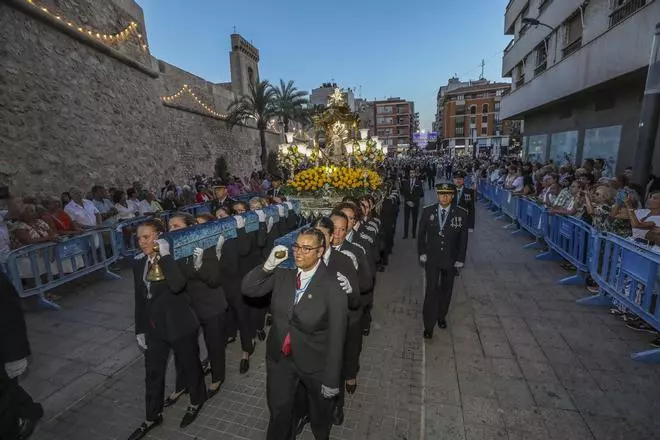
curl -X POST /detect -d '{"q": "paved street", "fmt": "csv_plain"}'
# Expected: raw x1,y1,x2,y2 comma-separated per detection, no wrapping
18,191,660,440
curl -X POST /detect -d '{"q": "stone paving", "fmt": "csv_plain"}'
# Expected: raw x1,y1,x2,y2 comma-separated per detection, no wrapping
17,189,660,440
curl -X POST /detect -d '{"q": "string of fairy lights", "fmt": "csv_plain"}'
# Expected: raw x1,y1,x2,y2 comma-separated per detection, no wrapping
161,84,227,119
24,0,149,51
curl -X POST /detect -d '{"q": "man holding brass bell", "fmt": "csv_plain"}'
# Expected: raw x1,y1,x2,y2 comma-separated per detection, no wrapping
241,228,348,440
128,219,206,440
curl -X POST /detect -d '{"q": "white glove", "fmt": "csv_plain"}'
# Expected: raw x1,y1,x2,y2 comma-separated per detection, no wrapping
136,333,147,350
285,201,293,210
155,238,170,257
255,209,266,222
454,261,464,268
234,215,245,229
336,272,353,294
193,247,204,271
468,228,474,232
5,358,28,379
267,217,274,234
215,235,225,261
406,201,414,207
277,205,286,216
321,385,340,399
264,245,288,271
419,254,427,264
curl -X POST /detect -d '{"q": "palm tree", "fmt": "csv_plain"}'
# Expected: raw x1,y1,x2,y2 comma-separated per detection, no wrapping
226,79,277,170
272,79,309,133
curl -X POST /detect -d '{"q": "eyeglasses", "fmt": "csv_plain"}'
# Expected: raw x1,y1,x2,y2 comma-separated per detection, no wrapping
292,244,323,255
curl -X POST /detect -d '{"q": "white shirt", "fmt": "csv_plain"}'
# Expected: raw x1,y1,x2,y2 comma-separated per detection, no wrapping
632,209,660,239
295,259,321,304
137,200,152,216
323,247,332,265
65,199,99,227
114,203,136,220
127,199,141,215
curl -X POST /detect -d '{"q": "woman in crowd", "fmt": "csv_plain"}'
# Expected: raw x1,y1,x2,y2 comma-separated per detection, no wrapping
10,204,58,249
128,219,205,440
249,172,262,195
41,196,82,236
113,190,136,221
215,206,231,219
164,213,226,407
126,188,141,216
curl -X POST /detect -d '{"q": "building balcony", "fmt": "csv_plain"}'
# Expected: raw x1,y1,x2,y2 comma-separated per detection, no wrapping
504,0,529,34
502,0,585,76
500,0,659,119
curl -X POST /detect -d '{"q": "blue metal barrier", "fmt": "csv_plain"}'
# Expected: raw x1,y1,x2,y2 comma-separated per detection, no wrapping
578,233,660,363
5,228,120,310
497,190,519,230
114,215,156,258
537,215,593,285
515,197,547,249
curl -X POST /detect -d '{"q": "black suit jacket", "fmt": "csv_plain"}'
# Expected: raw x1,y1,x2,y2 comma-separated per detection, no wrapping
219,237,241,299
241,263,347,388
454,187,476,230
0,271,30,364
417,204,468,269
133,254,199,342
325,249,361,312
401,179,424,205
178,248,227,321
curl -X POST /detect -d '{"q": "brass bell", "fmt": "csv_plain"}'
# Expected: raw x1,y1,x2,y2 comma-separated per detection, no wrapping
147,242,166,282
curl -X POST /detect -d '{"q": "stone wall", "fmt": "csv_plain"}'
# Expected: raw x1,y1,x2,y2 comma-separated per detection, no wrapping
0,0,280,197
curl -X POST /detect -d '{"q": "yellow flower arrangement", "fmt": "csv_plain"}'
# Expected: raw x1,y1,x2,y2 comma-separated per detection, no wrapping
286,166,382,196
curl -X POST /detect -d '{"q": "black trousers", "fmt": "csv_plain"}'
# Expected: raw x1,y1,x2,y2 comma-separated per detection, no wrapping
343,317,363,380
225,291,255,354
427,175,435,190
403,203,419,238
144,332,206,421
176,313,226,387
423,265,457,331
267,357,334,440
0,377,43,440
360,276,376,332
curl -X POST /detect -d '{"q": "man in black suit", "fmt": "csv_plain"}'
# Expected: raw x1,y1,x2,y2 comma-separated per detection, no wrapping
211,183,236,215
128,221,206,440
417,183,468,339
400,169,424,239
241,229,347,440
453,170,476,232
0,271,43,440
267,176,283,197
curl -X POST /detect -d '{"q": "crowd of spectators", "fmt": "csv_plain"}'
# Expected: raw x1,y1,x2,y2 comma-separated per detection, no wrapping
479,157,660,347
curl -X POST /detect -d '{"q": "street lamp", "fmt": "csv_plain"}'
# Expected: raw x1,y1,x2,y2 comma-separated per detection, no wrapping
632,22,660,191
522,17,558,63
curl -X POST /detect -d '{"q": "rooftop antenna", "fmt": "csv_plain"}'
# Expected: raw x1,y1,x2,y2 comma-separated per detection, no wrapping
233,26,237,34
479,59,485,79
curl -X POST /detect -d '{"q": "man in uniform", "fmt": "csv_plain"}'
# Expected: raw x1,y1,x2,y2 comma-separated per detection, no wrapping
211,182,236,215
400,169,424,239
453,170,475,232
417,183,468,339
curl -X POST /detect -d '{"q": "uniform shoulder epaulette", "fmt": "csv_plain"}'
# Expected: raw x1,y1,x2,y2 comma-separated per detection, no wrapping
340,249,359,270
457,205,469,213
423,203,436,209
352,242,366,255
366,224,377,234
134,252,146,260
360,232,374,244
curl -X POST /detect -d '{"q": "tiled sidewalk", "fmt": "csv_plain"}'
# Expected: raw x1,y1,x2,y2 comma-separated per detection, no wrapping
18,191,660,440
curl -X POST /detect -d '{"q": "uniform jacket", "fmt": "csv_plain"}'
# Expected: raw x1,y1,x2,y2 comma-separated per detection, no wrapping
133,254,199,342
417,204,469,269
241,263,347,388
0,271,30,364
325,249,362,312
400,178,424,205
454,186,476,230
178,247,228,321
335,240,372,294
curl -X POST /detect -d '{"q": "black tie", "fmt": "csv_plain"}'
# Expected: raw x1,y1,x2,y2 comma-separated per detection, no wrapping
441,209,446,223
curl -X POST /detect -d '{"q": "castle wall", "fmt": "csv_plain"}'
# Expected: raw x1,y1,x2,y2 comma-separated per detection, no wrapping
0,0,279,196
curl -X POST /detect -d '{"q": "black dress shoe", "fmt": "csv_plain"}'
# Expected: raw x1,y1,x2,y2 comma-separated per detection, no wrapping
296,415,310,435
239,358,250,374
163,389,187,408
201,359,211,375
332,405,345,425
17,414,42,440
256,329,266,341
180,404,202,429
438,321,447,329
423,330,433,340
127,416,163,440
345,381,357,395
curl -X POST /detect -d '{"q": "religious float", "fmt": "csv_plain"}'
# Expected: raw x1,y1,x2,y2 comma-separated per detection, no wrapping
277,88,386,218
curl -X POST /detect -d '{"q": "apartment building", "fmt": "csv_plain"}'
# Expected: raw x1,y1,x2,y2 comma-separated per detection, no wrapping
501,0,660,172
442,82,513,157
372,98,415,149
433,77,486,139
